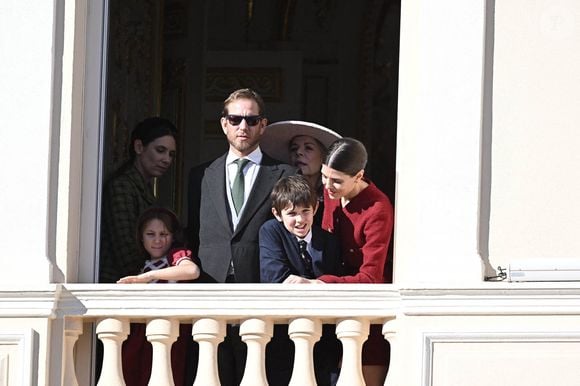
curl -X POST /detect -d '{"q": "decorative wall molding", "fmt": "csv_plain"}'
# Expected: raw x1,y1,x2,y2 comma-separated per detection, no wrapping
0,329,36,386
400,284,580,316
203,51,303,121
205,67,283,102
104,0,163,175
423,331,580,386
0,286,58,318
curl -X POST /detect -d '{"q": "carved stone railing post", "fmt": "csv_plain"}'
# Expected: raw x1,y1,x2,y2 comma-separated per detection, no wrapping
62,317,83,386
382,317,398,386
288,317,321,386
146,318,179,386
192,318,226,386
335,318,369,386
96,317,129,386
239,318,273,386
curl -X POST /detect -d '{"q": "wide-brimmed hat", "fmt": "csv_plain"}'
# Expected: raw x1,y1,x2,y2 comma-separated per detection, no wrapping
261,120,342,164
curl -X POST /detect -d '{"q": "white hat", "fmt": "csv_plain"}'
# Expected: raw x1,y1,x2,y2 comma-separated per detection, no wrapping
261,120,342,164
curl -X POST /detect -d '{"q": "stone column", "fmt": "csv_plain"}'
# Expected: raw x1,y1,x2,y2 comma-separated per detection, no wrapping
239,318,273,386
146,318,179,386
192,318,225,386
335,318,368,386
62,317,83,386
382,317,399,386
96,317,129,386
288,317,321,386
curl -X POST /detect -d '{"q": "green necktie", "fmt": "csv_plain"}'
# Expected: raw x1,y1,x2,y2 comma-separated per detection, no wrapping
232,158,250,214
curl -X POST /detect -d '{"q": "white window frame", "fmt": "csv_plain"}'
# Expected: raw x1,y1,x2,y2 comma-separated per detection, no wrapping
77,0,109,283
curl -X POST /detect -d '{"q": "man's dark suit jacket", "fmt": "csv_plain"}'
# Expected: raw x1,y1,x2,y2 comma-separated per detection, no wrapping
259,219,342,283
187,152,295,283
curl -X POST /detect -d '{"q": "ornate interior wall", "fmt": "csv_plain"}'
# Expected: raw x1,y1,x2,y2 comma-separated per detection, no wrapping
104,0,401,216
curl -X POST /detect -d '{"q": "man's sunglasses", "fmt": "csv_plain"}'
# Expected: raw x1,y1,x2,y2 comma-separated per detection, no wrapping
224,114,263,126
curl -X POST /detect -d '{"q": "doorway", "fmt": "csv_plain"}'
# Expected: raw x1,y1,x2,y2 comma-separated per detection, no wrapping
102,0,400,218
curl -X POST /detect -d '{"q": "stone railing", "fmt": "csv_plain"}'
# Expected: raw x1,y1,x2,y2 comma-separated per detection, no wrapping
58,284,401,386
5,283,580,385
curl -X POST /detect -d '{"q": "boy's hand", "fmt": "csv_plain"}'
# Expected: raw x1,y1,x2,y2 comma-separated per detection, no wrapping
283,274,315,284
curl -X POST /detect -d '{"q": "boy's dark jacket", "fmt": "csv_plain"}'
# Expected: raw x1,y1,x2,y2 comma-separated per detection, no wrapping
259,218,342,283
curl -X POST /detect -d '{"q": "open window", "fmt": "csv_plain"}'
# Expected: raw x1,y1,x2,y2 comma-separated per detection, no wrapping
80,0,401,283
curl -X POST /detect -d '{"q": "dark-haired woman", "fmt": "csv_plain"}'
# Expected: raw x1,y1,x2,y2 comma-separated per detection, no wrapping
320,137,393,386
293,137,394,386
99,117,178,283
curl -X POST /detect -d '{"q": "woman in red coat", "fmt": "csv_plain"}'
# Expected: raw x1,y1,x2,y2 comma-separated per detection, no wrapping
296,137,394,386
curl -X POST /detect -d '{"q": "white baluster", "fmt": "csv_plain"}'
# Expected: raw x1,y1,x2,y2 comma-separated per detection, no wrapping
382,318,398,386
146,318,179,386
192,318,225,386
239,318,273,386
96,317,129,386
62,317,83,386
335,318,369,386
288,317,321,386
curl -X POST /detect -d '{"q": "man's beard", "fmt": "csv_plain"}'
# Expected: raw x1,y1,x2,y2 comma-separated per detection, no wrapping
231,137,258,153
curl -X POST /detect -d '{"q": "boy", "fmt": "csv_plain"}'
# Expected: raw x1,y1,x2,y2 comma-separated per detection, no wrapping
260,175,342,283
259,175,342,386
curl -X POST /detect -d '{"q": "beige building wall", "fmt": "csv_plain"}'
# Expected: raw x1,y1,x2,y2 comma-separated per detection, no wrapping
489,1,580,268
0,1,55,285
2,1,580,385
395,0,580,282
395,0,489,284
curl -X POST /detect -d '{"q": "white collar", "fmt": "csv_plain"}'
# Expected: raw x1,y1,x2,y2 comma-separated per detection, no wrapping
296,229,313,244
226,146,263,165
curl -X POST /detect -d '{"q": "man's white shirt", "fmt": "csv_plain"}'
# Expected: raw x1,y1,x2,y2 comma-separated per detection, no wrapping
225,147,263,229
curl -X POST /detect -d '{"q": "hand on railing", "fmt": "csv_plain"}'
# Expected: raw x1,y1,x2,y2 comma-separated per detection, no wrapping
283,274,324,284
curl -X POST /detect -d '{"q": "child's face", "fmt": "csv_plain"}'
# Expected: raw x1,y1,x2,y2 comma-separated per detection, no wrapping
273,203,317,239
142,219,173,259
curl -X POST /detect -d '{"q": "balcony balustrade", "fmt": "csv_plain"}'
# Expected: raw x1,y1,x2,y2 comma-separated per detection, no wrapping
5,283,580,385
58,283,400,386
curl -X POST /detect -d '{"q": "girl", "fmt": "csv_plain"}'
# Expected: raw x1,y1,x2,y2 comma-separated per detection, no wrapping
117,207,200,386
117,207,200,283
290,137,394,386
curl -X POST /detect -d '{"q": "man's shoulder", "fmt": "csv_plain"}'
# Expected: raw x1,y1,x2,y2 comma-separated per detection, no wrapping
260,152,297,172
187,155,227,182
190,155,224,172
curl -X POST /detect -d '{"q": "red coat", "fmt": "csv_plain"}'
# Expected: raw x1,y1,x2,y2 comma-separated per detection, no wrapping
318,180,394,366
319,180,393,284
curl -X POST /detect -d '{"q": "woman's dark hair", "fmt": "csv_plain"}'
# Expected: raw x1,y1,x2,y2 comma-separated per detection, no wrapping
135,207,183,257
129,117,178,160
324,137,368,176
